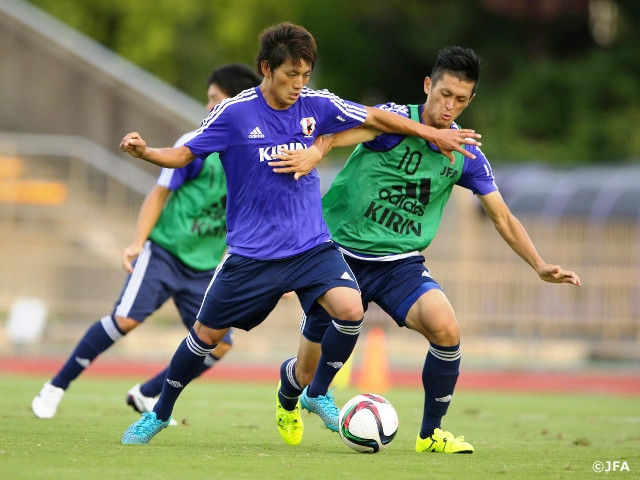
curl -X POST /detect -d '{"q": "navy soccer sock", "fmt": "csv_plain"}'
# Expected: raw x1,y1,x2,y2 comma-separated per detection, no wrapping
306,318,362,398
51,315,125,390
140,353,218,398
153,329,214,421
278,357,303,410
420,342,461,438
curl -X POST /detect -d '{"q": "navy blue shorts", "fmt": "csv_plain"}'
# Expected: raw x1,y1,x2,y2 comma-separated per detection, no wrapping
111,241,234,344
197,242,360,331
301,254,441,343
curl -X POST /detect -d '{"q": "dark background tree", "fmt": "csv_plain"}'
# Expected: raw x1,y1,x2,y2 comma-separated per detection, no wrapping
25,0,640,164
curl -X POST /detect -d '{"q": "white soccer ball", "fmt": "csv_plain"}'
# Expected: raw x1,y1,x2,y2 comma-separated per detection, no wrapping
338,393,399,453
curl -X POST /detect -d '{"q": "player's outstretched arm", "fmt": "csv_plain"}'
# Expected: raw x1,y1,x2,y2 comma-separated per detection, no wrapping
363,106,481,164
269,127,377,179
269,105,483,178
122,185,171,272
479,191,581,286
120,132,195,168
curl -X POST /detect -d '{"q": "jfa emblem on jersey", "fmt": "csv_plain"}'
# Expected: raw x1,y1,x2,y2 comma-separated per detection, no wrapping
300,117,316,136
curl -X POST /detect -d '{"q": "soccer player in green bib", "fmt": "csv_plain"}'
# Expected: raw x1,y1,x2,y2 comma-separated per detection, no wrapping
271,46,580,452
32,64,261,420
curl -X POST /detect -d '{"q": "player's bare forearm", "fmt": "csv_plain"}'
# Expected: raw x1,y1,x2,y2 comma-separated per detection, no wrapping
494,210,580,286
269,144,324,180
310,134,335,156
479,192,580,286
363,106,481,164
120,132,195,168
269,126,382,178
122,186,169,272
269,134,345,179
305,128,376,160
330,126,379,148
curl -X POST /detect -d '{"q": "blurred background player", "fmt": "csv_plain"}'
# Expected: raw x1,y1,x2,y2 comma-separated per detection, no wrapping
271,46,580,451
31,63,262,420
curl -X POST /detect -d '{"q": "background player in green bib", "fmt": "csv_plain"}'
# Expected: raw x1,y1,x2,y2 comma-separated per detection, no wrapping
271,46,581,452
32,64,262,420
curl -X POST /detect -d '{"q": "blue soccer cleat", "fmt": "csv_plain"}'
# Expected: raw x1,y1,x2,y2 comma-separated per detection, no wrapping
300,386,340,432
122,411,171,444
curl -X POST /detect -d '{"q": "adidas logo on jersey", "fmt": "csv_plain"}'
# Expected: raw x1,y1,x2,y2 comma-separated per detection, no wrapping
379,179,431,214
249,126,265,138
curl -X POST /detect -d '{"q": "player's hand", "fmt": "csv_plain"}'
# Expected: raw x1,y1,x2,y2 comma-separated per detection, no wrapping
431,128,481,164
269,145,323,180
122,244,142,273
537,264,581,286
120,132,148,159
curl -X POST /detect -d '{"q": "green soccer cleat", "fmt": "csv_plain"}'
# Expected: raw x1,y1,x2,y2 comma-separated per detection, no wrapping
275,382,304,445
415,428,474,453
300,386,339,432
122,411,171,444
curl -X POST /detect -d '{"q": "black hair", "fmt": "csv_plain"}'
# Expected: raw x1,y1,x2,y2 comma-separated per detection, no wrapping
207,63,262,97
431,46,481,94
255,22,317,75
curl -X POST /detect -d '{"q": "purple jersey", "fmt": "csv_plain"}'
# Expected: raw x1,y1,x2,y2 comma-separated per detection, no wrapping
185,87,367,260
458,145,497,195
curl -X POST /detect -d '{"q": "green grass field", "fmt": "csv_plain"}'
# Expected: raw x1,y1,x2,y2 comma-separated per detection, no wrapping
2,374,639,480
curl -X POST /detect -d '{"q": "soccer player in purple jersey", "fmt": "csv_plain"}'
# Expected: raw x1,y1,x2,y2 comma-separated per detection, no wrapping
119,23,481,445
31,64,261,421
270,46,580,451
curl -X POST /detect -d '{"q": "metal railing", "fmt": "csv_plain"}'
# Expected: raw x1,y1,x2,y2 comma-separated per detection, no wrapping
1,140,638,364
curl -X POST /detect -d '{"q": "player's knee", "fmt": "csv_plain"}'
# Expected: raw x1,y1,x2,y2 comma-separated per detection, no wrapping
114,316,140,333
445,323,460,344
212,341,232,358
193,321,225,345
432,321,460,345
414,317,459,345
335,303,364,322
